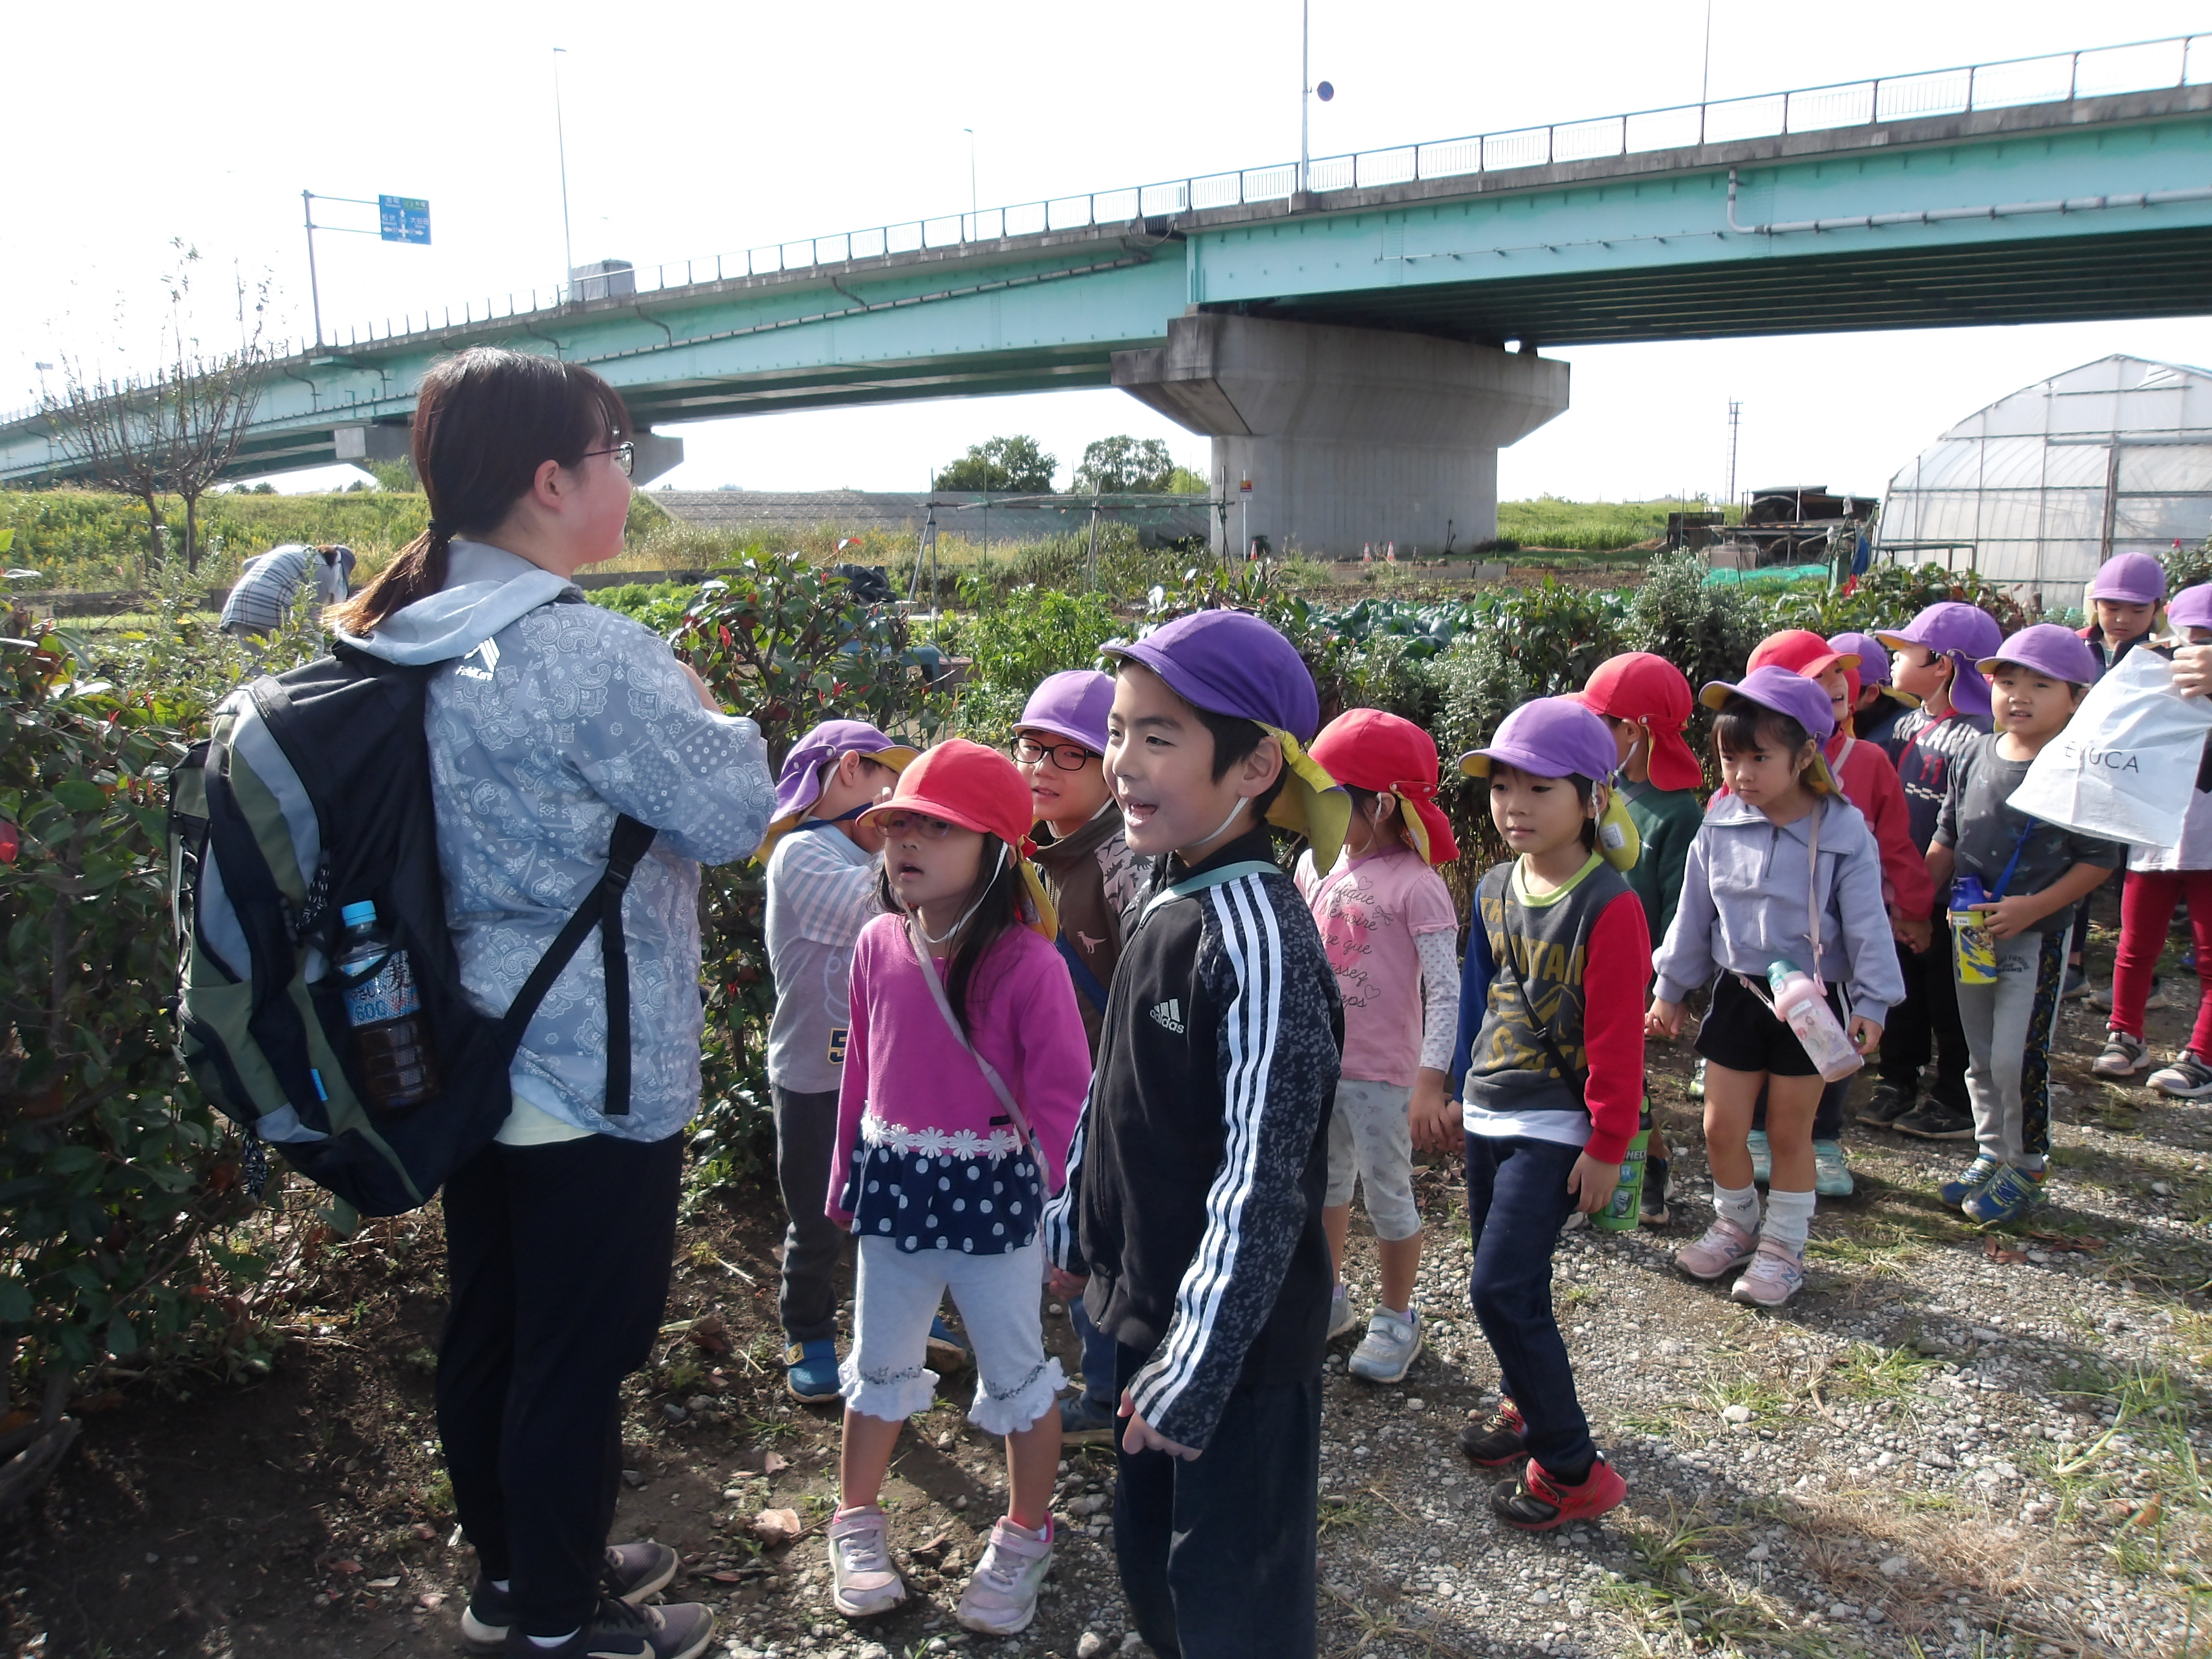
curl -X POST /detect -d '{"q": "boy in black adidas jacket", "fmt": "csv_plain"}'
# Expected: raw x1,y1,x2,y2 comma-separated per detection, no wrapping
1043,610,1349,1659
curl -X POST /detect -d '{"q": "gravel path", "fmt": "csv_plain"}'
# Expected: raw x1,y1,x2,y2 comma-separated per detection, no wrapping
690,977,2209,1659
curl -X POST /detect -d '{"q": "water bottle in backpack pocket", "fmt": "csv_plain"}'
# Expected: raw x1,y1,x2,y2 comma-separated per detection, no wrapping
331,901,442,1113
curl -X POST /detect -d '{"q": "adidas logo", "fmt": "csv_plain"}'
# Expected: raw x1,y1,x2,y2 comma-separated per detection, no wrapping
1149,998,1186,1034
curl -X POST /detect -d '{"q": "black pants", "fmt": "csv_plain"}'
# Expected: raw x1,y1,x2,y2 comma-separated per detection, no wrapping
1880,923,1970,1114
437,1131,684,1636
1465,1133,1594,1476
1113,1342,1321,1659
772,1083,852,1344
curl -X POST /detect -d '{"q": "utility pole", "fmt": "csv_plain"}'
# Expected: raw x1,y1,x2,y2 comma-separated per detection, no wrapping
1699,0,1715,144
1726,399,1742,513
553,47,576,299
302,189,325,348
963,127,978,221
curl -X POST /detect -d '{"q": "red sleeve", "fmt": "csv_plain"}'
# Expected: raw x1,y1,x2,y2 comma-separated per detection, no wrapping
1581,892,1650,1164
1850,747,1936,920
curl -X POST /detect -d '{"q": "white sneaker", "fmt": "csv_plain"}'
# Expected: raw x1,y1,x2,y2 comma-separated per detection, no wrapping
1348,1307,1423,1383
828,1506,905,1618
1326,1283,1359,1340
955,1517,1053,1635
2093,1030,2151,1078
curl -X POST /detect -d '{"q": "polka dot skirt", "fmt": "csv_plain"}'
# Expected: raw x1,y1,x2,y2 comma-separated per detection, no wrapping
838,1144,1043,1255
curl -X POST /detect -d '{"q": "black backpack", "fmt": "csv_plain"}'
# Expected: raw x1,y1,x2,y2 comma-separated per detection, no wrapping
168,643,654,1215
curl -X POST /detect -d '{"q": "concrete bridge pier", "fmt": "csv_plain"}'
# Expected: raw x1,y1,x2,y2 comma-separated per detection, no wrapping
1112,314,1569,559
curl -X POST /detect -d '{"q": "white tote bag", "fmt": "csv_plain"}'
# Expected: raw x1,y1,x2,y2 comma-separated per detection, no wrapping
2007,649,2212,847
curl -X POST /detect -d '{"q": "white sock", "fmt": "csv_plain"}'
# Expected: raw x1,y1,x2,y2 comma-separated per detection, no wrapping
1713,1179,1761,1234
1763,1187,1816,1254
527,1633,577,1650
491,1579,510,1592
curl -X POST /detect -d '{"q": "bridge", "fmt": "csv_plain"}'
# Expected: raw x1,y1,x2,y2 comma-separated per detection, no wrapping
9,34,2212,556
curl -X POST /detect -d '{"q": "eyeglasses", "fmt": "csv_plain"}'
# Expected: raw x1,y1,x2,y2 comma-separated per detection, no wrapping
872,811,960,839
1012,736,1100,771
582,440,635,478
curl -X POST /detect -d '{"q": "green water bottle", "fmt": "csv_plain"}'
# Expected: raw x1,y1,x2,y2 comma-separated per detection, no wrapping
1594,1101,1652,1232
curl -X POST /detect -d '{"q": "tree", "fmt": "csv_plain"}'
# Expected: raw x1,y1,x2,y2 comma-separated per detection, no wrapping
43,243,270,574
935,435,1057,493
1073,435,1176,494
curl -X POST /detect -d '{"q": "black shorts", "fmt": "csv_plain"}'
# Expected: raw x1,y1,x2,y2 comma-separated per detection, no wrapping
1694,971,1846,1078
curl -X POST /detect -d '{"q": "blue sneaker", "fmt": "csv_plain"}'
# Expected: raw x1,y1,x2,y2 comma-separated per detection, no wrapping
928,1313,972,1372
1962,1165,2044,1225
784,1339,842,1403
1746,1130,1771,1187
1937,1155,2001,1208
1812,1140,1854,1198
1059,1392,1117,1445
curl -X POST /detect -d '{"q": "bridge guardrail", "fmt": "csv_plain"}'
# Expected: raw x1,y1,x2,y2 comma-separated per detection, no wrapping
4,30,2208,428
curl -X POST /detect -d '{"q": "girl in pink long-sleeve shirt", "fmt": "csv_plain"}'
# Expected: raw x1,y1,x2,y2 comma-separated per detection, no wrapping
822,740,1089,1637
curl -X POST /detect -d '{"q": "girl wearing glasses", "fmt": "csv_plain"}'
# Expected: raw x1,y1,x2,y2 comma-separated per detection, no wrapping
822,741,1089,1636
334,347,774,1659
1012,671,1152,1448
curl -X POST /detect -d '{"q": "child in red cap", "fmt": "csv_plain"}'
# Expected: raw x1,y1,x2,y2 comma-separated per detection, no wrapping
1573,652,1705,1223
1741,629,1935,1198
822,740,1091,1635
1295,708,1460,1383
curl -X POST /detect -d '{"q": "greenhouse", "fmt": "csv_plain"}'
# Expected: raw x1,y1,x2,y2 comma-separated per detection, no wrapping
1877,355,2212,609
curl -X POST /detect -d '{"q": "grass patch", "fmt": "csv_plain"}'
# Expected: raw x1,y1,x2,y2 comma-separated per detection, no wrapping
1598,1503,1838,1656
1826,1343,1944,1405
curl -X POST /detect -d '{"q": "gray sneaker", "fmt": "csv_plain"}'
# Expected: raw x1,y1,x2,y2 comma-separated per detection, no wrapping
2150,1051,2212,1098
1326,1283,1359,1340
1347,1308,1422,1383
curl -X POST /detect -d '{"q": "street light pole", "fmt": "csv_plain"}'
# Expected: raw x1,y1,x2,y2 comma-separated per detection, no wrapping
1300,0,1310,193
553,47,576,300
964,127,977,216
301,189,325,349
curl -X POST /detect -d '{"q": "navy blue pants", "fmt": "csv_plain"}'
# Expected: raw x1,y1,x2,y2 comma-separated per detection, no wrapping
1112,1342,1321,1659
437,1131,684,1636
1465,1132,1595,1478
1069,1294,1116,1406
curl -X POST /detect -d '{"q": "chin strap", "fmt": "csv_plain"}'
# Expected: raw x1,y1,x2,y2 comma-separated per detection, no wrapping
914,842,1008,946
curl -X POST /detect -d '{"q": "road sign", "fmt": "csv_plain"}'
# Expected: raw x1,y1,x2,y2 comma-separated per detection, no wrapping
1239,478,1254,497
378,195,432,245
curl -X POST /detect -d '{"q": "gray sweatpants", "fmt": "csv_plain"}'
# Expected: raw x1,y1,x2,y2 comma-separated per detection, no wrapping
1955,927,2066,1169
771,1083,853,1344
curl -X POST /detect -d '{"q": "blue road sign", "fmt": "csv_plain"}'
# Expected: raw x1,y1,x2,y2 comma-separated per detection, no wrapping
378,195,431,245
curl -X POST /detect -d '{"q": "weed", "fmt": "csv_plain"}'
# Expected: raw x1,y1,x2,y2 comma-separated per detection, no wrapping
1827,1343,1944,1405
745,1413,797,1444
1317,1493,1373,1538
1703,1371,1794,1418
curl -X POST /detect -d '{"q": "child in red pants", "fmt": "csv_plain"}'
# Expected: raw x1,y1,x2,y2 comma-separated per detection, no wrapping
2100,582,2212,1098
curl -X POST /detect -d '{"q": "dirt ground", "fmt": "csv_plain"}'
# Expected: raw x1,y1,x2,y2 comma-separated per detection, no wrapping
3,895,2208,1659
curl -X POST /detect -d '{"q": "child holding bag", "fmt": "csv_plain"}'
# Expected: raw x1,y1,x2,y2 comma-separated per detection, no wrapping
823,741,1089,1635
1648,669,1902,1308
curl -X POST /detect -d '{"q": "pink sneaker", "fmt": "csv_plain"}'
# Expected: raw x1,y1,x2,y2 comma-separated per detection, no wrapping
1730,1239,1806,1308
1673,1215,1757,1281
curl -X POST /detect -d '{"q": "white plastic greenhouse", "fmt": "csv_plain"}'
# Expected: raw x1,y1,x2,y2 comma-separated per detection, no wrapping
1878,355,2212,608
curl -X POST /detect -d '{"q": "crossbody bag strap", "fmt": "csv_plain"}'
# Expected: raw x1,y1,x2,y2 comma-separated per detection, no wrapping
905,919,1041,1162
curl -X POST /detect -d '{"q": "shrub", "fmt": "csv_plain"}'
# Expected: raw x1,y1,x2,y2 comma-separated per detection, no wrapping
951,587,1124,748
667,554,954,1187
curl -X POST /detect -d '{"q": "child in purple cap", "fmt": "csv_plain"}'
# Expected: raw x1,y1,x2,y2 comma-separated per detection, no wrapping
1870,602,2002,1139
1044,608,1344,1659
1928,626,2123,1225
1828,629,1917,747
1434,697,1647,1532
761,721,915,1403
2080,551,2167,671
1648,668,1902,1309
1013,669,1150,1448
2103,582,2212,1099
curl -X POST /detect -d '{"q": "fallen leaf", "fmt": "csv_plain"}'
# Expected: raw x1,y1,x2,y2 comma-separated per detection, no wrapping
2127,1493,2164,1530
686,1314,733,1356
750,1507,803,1545
761,1451,789,1476
1983,1238,2028,1265
709,1570,746,1584
329,1559,361,1575
411,1523,437,1541
367,1576,399,1589
2027,1231,2104,1252
417,1593,446,1610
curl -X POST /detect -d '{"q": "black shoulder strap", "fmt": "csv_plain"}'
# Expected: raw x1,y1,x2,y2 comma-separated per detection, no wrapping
498,814,658,1115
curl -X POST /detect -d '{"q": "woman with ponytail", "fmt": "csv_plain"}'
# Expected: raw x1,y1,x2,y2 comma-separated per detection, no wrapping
819,740,1088,1635
340,348,774,1659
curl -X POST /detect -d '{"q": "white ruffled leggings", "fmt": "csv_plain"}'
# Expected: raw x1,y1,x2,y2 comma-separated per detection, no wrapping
840,1233,1064,1435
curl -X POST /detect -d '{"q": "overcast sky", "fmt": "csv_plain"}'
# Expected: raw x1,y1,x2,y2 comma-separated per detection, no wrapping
12,1,2212,505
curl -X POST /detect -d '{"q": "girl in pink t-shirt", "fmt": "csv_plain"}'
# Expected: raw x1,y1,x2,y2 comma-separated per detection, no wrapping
1294,709,1461,1385
822,741,1089,1636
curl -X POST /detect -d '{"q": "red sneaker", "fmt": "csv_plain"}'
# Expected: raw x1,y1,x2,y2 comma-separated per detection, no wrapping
1491,1454,1627,1531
